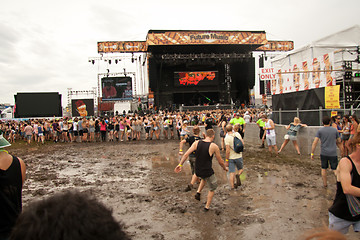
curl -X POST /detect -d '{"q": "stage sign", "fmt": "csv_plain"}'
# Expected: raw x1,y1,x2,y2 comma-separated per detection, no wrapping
147,31,267,46
98,41,146,53
272,52,336,95
256,41,294,52
325,85,340,109
174,71,218,87
101,77,133,100
71,99,94,117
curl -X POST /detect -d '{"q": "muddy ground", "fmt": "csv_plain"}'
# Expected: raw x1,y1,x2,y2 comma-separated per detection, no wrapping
8,140,358,240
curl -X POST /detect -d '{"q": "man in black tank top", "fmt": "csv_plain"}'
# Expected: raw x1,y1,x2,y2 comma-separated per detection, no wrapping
0,130,26,239
179,126,202,192
175,129,227,211
328,134,360,234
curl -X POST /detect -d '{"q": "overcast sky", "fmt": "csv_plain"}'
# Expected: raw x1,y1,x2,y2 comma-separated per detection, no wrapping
1,0,359,105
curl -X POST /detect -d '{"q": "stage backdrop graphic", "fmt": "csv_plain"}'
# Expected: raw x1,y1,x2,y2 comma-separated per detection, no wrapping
101,77,132,100
71,99,94,117
174,71,218,87
272,52,336,95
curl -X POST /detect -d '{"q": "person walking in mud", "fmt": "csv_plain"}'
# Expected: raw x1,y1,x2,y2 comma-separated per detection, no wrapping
224,124,244,189
0,130,26,240
328,134,360,234
178,126,202,192
311,116,341,187
175,129,228,211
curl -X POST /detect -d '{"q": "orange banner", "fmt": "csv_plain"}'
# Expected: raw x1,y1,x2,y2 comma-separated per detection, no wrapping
98,41,147,53
146,31,267,45
256,40,294,51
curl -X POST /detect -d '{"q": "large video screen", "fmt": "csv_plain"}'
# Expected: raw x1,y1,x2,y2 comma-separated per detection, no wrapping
15,92,62,118
101,77,132,100
71,99,94,117
174,71,218,87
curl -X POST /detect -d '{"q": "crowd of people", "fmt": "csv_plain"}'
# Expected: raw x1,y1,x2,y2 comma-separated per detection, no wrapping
0,108,269,145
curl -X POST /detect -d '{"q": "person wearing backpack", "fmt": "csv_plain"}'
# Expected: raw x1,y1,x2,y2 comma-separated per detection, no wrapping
224,124,244,189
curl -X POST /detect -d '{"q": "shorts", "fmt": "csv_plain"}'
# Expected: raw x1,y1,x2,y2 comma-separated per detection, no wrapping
74,131,79,136
38,133,44,136
342,134,350,141
89,127,95,133
266,135,276,146
26,135,32,140
83,129,88,133
145,127,151,134
199,174,218,191
259,128,265,139
188,155,196,175
79,130,83,136
320,155,338,170
284,134,297,141
329,212,360,234
220,130,225,138
228,158,243,173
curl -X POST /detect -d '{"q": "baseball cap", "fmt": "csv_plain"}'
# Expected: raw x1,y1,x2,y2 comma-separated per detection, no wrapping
0,130,11,148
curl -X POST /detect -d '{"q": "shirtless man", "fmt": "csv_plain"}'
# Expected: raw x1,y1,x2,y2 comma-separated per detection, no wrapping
175,129,227,211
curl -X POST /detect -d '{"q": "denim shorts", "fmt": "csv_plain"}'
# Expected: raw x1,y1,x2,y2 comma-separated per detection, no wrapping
320,155,338,170
228,158,243,173
329,212,360,234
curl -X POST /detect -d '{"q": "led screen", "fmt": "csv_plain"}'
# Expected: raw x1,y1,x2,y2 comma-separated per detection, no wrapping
15,92,62,118
174,71,218,87
71,99,94,117
101,77,132,100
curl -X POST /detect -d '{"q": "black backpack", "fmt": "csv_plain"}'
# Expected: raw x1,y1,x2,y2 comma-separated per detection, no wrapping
233,135,244,153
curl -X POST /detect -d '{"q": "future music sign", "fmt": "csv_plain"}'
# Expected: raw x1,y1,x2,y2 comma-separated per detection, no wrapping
98,30,294,53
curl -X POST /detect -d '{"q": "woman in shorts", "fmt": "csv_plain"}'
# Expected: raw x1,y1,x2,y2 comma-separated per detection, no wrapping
107,119,114,141
218,114,227,151
88,118,95,142
278,117,307,155
119,118,125,141
340,115,351,156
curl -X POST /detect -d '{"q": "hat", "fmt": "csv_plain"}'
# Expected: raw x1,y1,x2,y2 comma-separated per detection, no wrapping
236,112,240,116
0,130,11,148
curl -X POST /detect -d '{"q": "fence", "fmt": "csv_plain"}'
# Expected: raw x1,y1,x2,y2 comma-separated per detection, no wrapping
272,106,358,126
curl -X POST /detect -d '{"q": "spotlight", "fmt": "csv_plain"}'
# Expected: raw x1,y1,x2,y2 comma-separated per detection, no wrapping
109,60,111,64
131,58,134,63
115,59,118,64
92,60,95,64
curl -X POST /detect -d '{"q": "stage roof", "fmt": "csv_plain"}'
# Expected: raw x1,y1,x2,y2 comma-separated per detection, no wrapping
97,30,293,53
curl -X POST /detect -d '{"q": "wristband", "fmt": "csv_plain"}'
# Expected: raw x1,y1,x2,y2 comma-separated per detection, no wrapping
311,153,314,156
179,149,183,152
178,164,183,167
225,159,229,162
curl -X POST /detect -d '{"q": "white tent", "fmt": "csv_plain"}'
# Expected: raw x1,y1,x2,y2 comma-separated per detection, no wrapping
272,25,360,69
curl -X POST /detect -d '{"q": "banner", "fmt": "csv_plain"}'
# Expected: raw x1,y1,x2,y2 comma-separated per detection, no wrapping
101,77,133,100
271,52,336,95
71,99,94,117
325,85,340,109
147,31,267,46
98,41,146,53
256,41,294,52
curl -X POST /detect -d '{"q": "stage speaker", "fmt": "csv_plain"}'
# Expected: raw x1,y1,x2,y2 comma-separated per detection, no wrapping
260,81,265,95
